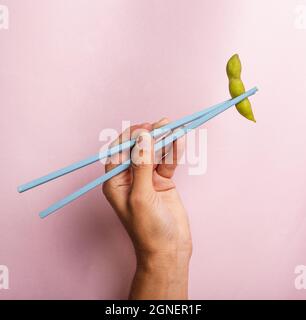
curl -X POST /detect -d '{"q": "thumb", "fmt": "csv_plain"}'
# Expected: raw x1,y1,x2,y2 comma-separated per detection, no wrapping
131,130,154,194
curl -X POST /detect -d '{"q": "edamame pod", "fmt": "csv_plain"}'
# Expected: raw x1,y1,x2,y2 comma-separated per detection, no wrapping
236,99,254,122
226,54,256,122
226,54,241,79
229,78,245,97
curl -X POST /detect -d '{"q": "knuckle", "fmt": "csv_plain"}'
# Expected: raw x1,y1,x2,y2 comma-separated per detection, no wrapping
129,193,143,207
128,191,149,208
102,182,109,196
102,181,117,197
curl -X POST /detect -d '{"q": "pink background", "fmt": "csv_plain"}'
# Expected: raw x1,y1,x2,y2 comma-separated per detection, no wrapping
1,0,306,299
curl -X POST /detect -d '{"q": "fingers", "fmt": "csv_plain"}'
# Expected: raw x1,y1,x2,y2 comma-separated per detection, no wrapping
103,123,152,217
105,123,151,173
153,117,170,130
152,118,172,166
152,117,185,179
104,114,185,185
130,130,154,195
156,128,185,179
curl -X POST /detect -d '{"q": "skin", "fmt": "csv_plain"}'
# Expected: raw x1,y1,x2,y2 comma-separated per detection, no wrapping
102,118,192,300
226,54,256,122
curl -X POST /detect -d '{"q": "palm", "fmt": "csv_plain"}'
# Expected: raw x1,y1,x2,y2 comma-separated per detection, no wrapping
108,167,176,204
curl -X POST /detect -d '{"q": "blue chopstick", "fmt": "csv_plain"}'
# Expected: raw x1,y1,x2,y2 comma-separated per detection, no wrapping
17,95,238,193
39,87,258,218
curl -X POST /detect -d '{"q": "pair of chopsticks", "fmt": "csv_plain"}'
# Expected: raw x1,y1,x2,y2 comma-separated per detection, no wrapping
18,87,258,218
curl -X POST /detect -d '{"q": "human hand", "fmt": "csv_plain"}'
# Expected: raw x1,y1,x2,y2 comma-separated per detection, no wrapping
102,118,192,299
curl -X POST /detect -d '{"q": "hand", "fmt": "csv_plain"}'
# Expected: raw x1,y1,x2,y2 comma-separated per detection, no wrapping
102,118,192,299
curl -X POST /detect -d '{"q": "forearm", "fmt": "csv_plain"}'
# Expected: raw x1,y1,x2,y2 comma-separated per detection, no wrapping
129,251,191,300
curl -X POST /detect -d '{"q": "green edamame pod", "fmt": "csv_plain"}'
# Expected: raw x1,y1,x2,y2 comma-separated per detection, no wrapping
229,78,245,97
226,54,256,122
236,99,254,122
226,54,241,79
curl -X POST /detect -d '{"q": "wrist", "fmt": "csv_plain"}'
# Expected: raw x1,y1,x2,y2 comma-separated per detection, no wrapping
130,250,191,300
136,249,191,273
135,237,192,265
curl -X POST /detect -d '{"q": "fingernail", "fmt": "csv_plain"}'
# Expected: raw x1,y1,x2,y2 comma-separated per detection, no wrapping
132,132,152,165
158,117,169,123
136,132,151,151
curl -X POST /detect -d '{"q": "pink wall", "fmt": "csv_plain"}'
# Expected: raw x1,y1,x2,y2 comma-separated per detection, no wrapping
1,0,306,299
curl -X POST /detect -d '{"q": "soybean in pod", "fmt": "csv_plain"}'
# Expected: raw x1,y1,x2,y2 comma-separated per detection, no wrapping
226,54,256,122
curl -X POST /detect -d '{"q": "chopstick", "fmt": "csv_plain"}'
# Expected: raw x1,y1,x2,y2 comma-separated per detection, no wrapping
38,87,258,218
17,87,257,193
17,103,223,193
